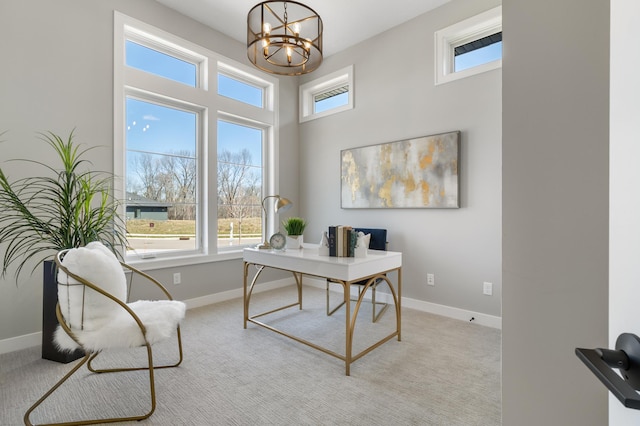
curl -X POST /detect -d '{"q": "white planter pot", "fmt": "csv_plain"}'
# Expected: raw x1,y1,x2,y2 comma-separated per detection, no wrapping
286,235,303,249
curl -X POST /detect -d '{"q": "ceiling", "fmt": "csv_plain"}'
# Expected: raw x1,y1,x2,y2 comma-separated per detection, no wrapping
154,0,450,57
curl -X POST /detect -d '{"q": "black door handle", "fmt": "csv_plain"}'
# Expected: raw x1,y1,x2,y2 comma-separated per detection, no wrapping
576,333,640,409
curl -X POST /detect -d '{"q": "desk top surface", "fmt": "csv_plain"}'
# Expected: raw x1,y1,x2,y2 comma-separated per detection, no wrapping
243,244,401,282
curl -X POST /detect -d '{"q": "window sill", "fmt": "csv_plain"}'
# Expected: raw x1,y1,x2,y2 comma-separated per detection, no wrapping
126,249,243,271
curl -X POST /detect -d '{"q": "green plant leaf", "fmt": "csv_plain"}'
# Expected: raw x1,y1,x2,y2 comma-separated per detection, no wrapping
282,217,307,236
0,130,128,282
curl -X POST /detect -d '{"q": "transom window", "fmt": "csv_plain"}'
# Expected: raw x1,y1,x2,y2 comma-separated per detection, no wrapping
314,85,349,114
125,40,198,87
435,6,502,85
218,74,263,108
299,65,354,122
114,12,277,266
454,31,502,72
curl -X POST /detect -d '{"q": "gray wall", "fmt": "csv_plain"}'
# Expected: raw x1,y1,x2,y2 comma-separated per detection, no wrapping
0,0,299,342
299,0,502,318
502,0,609,424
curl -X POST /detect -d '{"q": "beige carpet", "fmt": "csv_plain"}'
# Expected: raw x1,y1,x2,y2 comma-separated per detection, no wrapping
1,285,501,425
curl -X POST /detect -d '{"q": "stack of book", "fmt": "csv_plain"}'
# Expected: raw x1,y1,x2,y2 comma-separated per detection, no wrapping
327,226,357,257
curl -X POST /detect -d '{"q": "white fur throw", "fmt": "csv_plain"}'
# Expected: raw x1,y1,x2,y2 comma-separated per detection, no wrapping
54,242,186,352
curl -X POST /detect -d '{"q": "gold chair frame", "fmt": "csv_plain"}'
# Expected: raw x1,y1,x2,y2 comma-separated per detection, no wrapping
24,250,184,426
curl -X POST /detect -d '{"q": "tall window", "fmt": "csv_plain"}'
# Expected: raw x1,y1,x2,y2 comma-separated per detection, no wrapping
115,13,277,264
125,98,198,254
217,120,263,249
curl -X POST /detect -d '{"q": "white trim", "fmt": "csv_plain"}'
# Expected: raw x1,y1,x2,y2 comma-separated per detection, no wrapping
402,297,502,329
435,6,502,86
299,65,354,123
0,278,500,355
0,332,41,355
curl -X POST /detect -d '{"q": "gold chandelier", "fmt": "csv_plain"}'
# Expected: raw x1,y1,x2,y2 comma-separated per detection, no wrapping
247,1,323,75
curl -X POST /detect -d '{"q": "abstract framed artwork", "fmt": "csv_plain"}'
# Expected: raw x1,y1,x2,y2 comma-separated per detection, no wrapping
341,131,460,209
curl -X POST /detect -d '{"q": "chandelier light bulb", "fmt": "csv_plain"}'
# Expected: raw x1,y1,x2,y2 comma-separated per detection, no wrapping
286,45,293,63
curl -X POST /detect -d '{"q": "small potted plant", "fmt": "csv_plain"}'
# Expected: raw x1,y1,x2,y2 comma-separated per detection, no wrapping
282,217,306,249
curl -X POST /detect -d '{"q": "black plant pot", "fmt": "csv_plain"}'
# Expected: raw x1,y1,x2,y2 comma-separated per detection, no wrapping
42,260,84,363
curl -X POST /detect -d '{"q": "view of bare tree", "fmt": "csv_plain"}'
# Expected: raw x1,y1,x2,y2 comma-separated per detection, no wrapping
126,148,260,226
167,151,196,220
217,148,261,238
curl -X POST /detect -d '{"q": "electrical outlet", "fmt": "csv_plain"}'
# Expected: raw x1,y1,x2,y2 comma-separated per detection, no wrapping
427,273,435,286
483,281,492,296
173,272,181,285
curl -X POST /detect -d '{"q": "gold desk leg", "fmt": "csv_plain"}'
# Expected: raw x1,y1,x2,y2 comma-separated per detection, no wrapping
397,267,402,341
243,262,249,329
344,280,351,376
244,263,266,329
292,272,303,310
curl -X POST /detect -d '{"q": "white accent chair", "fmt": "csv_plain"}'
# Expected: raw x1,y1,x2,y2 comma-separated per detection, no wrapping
24,242,186,426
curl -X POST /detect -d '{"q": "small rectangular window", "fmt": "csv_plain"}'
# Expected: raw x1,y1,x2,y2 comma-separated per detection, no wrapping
125,40,197,87
454,32,502,72
218,74,263,108
300,65,354,123
314,85,349,114
435,6,502,85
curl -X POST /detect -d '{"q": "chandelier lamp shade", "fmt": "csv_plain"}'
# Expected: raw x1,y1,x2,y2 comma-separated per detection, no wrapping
247,1,323,75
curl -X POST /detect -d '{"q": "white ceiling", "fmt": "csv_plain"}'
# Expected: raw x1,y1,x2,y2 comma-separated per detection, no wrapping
154,0,450,57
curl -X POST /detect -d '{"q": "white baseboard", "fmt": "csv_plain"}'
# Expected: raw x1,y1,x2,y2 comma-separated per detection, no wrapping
402,298,502,329
0,332,41,355
305,276,502,329
0,276,500,355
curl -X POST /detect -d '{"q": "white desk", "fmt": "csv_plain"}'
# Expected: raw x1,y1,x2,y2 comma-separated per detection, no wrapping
243,245,402,375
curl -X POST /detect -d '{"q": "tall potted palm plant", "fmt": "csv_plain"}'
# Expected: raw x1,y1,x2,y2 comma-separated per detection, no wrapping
0,130,128,362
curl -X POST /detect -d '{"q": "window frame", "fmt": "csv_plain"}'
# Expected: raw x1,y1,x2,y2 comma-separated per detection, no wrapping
114,12,278,269
434,6,502,86
299,65,354,123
